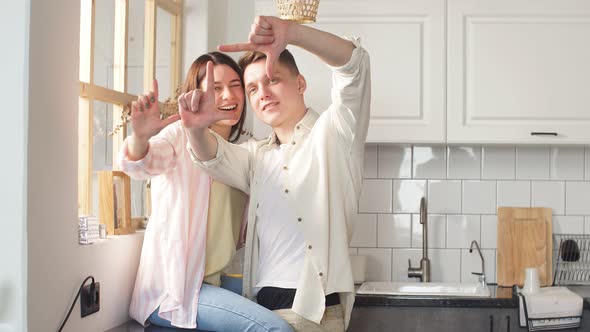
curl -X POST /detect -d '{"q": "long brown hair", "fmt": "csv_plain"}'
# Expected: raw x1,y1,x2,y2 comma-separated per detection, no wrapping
182,52,246,143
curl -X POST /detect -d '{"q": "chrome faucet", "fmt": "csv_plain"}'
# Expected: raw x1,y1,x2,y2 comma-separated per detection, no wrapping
469,240,486,286
408,197,430,282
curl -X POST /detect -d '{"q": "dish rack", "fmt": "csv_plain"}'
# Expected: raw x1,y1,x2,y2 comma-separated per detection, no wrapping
553,234,590,285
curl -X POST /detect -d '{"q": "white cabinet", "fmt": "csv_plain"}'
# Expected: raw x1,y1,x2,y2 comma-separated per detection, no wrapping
254,0,446,143
252,0,590,144
447,0,590,144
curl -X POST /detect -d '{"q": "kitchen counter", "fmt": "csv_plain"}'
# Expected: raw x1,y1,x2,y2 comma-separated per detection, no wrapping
351,285,590,331
354,284,518,308
354,284,590,309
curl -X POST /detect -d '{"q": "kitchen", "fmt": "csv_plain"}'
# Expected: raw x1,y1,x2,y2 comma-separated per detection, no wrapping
3,0,590,331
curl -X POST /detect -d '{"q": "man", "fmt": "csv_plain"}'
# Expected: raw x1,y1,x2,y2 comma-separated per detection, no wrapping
178,16,371,331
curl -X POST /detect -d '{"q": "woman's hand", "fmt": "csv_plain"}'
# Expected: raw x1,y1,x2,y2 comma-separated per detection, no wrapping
178,61,239,134
130,79,180,142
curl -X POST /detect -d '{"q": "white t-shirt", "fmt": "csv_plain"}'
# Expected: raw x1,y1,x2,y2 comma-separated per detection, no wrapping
254,144,306,291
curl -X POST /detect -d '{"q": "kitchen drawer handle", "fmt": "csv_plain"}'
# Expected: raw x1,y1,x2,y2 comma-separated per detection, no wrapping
489,315,494,332
530,132,558,136
506,315,510,332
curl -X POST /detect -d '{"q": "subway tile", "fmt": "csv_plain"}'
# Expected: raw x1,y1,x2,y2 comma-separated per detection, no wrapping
480,215,498,249
586,147,590,180
447,146,481,179
363,145,378,178
516,146,550,180
446,215,481,249
428,180,462,214
566,182,590,216
482,146,516,180
531,181,565,215
412,214,446,249
413,146,446,179
358,248,392,282
378,214,411,248
461,249,496,284
393,180,426,213
553,216,584,234
379,145,412,179
585,217,590,235
550,147,584,180
497,181,531,208
392,249,422,281
428,249,461,282
463,181,496,214
359,179,392,213
350,214,377,247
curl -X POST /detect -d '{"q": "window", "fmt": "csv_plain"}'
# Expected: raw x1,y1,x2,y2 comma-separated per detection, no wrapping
78,0,183,233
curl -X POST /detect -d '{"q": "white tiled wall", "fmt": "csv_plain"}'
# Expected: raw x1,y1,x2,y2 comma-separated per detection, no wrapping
354,145,590,284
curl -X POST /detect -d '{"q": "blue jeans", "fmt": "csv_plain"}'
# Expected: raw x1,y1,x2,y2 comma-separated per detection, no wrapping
148,283,294,332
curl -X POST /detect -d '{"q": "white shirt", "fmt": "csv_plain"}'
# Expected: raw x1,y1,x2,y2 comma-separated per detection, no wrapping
255,145,306,291
189,37,371,329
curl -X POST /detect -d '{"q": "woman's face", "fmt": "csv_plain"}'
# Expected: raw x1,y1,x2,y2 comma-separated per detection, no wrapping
201,64,245,128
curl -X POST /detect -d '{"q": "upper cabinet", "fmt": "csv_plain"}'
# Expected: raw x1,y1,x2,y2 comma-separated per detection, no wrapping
253,0,590,144
447,0,590,144
254,0,446,143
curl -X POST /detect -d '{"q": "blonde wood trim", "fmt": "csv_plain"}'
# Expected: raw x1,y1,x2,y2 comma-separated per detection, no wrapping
113,0,128,94
80,82,168,113
80,82,137,105
113,0,129,167
78,97,92,216
121,172,132,229
170,0,183,97
79,0,95,216
144,0,157,91
79,0,94,83
114,227,136,235
156,0,182,16
98,171,115,234
98,171,134,235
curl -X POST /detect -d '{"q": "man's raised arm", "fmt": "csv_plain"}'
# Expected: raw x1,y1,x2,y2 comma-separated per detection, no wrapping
218,16,355,78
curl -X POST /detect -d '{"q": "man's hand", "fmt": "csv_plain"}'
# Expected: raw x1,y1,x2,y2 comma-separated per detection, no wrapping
178,61,239,133
218,16,291,78
130,79,180,142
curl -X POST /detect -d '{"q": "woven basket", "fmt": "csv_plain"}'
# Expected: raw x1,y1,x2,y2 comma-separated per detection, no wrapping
276,0,319,24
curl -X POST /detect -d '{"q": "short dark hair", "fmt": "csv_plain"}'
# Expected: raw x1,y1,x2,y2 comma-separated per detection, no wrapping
182,52,246,143
238,49,300,78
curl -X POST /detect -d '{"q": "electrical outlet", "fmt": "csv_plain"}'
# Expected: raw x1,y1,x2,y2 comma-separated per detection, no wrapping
80,282,100,317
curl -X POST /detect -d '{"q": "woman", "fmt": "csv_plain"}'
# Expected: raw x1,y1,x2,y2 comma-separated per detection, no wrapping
119,52,293,331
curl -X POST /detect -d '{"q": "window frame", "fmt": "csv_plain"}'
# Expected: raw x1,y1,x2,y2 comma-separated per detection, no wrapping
78,0,183,224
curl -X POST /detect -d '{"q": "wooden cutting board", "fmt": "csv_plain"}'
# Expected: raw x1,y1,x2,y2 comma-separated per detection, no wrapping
497,207,552,287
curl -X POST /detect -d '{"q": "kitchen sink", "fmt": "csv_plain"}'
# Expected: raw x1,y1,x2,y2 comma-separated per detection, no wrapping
356,281,491,298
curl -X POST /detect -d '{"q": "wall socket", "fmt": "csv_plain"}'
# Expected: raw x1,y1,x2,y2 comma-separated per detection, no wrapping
80,282,100,317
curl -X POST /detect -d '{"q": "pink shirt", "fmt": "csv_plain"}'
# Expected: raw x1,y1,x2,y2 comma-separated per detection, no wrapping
118,122,211,329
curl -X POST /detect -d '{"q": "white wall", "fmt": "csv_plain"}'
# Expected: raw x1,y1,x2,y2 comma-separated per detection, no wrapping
206,0,257,137
0,1,29,331
26,1,143,331
207,0,255,51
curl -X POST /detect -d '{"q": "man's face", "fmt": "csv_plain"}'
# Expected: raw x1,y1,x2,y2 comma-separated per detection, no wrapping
243,60,305,129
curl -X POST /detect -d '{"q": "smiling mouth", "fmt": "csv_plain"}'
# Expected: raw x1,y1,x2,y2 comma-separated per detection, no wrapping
218,104,238,111
262,102,279,111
